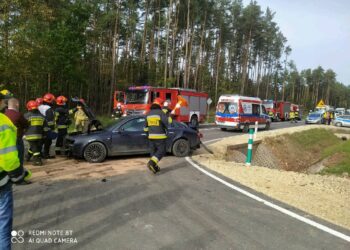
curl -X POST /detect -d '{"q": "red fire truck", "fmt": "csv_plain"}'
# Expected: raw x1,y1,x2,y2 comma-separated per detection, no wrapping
114,86,208,127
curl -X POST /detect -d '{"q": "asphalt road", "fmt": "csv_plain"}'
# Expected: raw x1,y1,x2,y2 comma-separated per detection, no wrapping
12,122,350,249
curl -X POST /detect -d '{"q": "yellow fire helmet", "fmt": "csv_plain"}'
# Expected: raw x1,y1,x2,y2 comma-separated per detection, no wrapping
0,89,13,99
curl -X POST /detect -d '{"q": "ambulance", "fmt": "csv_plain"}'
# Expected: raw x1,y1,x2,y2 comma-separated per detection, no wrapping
215,95,271,132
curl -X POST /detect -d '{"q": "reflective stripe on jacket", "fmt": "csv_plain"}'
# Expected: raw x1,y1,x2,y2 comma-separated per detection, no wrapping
55,106,70,129
145,108,169,140
24,110,48,141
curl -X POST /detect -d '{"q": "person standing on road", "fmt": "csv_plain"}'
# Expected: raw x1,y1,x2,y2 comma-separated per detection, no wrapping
289,110,295,123
55,96,70,155
162,100,173,125
328,112,334,125
25,101,49,166
144,98,169,174
4,98,29,169
0,93,31,250
39,93,56,158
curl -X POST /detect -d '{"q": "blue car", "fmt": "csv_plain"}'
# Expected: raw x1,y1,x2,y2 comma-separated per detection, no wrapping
333,115,350,128
305,112,324,124
65,115,201,162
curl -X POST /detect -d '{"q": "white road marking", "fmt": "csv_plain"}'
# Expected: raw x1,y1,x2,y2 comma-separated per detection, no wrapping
185,142,350,242
202,138,222,144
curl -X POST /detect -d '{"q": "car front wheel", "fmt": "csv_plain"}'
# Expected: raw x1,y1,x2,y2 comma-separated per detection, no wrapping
83,142,107,163
172,139,190,157
335,122,342,127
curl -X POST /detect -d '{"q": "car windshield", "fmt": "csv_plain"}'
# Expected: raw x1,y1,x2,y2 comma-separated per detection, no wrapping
308,113,320,118
125,90,149,104
104,117,129,130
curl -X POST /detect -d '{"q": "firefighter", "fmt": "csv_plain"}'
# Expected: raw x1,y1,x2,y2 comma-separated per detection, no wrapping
289,110,295,123
38,93,56,158
0,89,13,112
323,111,330,125
162,100,173,125
112,103,123,119
25,101,48,166
36,97,43,106
144,98,169,174
0,92,31,249
74,102,89,133
295,109,299,122
55,96,70,155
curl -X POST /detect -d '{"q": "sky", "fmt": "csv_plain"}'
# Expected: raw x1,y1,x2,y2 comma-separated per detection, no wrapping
243,0,350,85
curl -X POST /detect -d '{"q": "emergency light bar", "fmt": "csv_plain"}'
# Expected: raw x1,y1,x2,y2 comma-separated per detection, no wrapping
128,86,150,90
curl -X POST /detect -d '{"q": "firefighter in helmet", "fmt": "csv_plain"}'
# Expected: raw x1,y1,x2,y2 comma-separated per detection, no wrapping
39,93,56,158
55,96,70,155
0,89,13,112
162,100,173,125
144,98,169,174
24,100,49,166
73,100,89,133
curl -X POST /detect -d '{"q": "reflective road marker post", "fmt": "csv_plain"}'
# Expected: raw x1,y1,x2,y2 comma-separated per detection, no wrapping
246,129,254,166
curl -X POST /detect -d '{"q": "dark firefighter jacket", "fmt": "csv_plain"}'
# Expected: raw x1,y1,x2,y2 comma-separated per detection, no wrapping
24,110,49,141
144,107,169,139
55,106,70,129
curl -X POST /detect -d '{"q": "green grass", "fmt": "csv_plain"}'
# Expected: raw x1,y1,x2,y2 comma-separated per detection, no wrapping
285,128,350,176
320,139,350,175
287,128,339,150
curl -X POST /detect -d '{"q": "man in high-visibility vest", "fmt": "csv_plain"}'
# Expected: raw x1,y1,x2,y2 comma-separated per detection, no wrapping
289,111,295,123
144,98,169,174
0,92,31,249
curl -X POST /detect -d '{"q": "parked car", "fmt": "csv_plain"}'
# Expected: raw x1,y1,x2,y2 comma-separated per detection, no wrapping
333,115,350,127
305,112,324,124
65,115,201,163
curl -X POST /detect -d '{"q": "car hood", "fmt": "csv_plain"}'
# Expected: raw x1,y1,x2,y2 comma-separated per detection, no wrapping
67,130,107,141
307,116,320,120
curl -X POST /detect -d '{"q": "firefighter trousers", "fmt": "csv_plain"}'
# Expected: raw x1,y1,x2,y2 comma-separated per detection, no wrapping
43,137,53,157
55,128,68,154
148,139,167,166
28,140,42,165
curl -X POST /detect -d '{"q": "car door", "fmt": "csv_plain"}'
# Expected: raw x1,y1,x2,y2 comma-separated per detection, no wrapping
344,115,350,127
111,117,149,155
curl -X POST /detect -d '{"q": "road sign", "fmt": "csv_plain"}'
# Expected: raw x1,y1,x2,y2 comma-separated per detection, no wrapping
207,98,212,105
316,99,325,107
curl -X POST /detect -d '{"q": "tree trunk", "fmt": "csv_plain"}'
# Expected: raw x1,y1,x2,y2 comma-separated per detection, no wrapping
194,12,206,90
215,32,221,104
163,0,173,87
183,0,190,88
240,28,252,95
109,1,120,114
256,55,262,97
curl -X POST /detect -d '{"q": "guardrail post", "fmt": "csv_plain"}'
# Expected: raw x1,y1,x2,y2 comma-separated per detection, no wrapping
246,129,254,166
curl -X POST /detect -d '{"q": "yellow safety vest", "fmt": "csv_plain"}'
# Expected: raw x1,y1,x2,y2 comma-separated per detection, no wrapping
0,113,20,185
